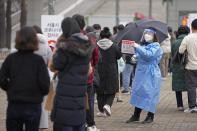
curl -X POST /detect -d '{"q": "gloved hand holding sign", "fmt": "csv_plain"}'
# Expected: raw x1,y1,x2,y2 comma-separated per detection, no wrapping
131,42,139,48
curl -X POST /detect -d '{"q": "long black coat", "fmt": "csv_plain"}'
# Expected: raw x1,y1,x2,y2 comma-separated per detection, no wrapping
96,39,122,94
51,33,94,126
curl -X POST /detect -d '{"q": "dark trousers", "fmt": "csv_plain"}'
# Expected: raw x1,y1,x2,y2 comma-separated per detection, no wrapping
97,94,115,112
6,102,41,131
185,70,197,108
134,107,154,119
175,91,183,107
86,83,95,127
53,123,84,131
62,126,84,131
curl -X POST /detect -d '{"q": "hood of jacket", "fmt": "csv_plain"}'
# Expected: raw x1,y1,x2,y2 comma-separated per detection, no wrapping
97,38,113,50
56,33,95,57
37,33,48,45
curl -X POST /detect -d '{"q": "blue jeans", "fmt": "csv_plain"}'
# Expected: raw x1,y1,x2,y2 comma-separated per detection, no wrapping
63,125,84,131
122,64,134,91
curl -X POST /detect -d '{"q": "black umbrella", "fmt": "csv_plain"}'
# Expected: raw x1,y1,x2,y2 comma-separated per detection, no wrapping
137,20,168,43
115,19,168,46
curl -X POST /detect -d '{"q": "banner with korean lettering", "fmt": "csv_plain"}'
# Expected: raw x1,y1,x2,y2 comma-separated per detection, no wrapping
121,40,135,54
41,15,63,47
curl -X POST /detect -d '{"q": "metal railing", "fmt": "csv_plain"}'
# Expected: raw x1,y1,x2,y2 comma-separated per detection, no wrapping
0,49,10,66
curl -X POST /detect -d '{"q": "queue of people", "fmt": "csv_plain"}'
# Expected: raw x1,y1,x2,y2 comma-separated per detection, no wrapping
1,13,197,131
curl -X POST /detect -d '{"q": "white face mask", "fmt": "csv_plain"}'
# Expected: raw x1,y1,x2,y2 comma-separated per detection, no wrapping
144,34,153,43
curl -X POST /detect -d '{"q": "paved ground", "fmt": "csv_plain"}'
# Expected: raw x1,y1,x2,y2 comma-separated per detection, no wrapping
1,76,197,131
1,1,197,130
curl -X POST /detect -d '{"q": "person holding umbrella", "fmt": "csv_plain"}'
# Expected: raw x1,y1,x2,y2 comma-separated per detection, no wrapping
126,28,163,124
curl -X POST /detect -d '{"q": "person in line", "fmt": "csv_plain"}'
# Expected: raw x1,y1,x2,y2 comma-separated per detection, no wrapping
85,26,95,34
113,25,118,35
168,26,176,74
96,27,122,117
51,17,95,131
117,24,124,33
33,25,52,131
93,24,101,41
171,25,190,111
126,28,163,124
85,26,98,43
121,52,135,94
112,24,126,101
116,57,125,102
115,24,135,94
179,19,197,113
73,14,100,131
168,26,176,45
112,24,124,43
159,33,171,80
0,26,50,131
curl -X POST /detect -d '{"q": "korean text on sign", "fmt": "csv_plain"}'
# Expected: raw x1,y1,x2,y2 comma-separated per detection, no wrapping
121,40,135,54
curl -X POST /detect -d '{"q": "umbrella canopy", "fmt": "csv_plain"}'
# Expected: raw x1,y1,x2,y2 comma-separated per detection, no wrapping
137,20,168,43
115,19,168,46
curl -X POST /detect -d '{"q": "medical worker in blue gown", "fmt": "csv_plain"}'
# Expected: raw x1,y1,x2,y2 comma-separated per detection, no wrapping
126,28,163,124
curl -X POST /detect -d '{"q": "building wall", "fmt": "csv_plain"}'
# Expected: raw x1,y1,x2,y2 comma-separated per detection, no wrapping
168,0,197,30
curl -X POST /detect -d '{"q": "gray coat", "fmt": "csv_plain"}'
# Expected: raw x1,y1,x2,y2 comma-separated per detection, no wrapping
35,33,52,65
34,33,52,128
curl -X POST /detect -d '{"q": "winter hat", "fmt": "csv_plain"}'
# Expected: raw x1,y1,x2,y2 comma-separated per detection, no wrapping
61,17,81,38
72,14,85,30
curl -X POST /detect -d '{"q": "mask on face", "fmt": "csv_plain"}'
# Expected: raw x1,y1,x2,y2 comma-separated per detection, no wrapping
144,34,153,43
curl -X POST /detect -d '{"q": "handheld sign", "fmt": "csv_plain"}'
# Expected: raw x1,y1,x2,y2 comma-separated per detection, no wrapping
121,40,135,54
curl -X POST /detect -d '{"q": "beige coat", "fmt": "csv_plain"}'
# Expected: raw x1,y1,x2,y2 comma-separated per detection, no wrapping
179,33,197,70
160,34,171,53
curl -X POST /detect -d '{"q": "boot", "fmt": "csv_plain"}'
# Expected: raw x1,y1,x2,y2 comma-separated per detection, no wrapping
126,115,139,123
117,97,123,102
141,116,154,124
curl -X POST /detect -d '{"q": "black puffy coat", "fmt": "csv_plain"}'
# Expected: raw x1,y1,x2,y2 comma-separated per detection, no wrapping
51,33,94,126
96,39,122,94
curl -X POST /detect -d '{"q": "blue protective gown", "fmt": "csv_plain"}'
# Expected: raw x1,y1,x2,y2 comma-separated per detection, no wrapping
130,42,163,113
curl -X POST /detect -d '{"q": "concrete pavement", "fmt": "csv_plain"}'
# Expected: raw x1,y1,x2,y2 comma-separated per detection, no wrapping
1,76,197,131
93,76,197,131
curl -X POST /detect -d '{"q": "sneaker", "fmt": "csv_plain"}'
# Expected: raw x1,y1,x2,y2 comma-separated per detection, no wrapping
117,98,123,102
126,115,139,123
184,108,192,113
192,107,197,113
87,125,100,131
103,104,111,116
177,107,184,111
162,77,167,81
184,107,197,113
141,116,153,124
96,112,107,117
121,90,129,94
